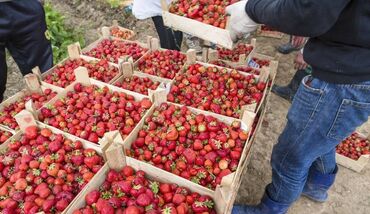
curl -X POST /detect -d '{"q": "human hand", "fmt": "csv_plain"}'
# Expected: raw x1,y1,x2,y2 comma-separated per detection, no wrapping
291,36,306,48
294,51,308,70
226,0,258,42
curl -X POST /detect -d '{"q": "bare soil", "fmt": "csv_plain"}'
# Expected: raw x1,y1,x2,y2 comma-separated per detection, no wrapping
4,1,370,213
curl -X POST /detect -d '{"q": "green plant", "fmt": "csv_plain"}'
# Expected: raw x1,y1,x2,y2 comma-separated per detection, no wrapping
106,0,121,8
43,2,85,62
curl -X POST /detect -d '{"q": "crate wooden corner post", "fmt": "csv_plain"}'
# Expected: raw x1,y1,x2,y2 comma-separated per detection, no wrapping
186,49,197,65
105,140,127,171
73,66,91,85
161,0,233,49
24,73,42,94
14,109,37,133
31,66,42,80
259,67,270,84
149,88,168,106
101,26,111,37
207,48,218,63
118,59,134,78
98,130,119,160
214,185,229,214
68,42,82,60
150,37,161,51
268,60,279,87
247,38,257,62
201,47,209,63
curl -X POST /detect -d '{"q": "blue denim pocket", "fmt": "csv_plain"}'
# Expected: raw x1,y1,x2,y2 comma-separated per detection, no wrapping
327,99,370,141
287,76,326,134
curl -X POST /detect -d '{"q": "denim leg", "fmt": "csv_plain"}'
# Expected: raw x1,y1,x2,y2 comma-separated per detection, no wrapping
267,76,370,205
311,149,337,174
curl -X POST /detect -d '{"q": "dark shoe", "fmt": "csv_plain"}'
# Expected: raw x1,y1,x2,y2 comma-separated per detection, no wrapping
232,194,290,214
277,43,300,54
271,85,293,102
302,166,338,202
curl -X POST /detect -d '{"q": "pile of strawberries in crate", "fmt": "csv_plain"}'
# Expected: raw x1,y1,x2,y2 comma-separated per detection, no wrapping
336,133,370,160
137,50,186,79
167,63,266,118
209,60,261,75
169,0,240,29
43,58,119,88
39,83,152,143
0,89,57,130
110,26,135,40
126,103,248,190
84,39,148,63
217,43,254,62
74,166,216,214
0,19,274,213
0,126,104,212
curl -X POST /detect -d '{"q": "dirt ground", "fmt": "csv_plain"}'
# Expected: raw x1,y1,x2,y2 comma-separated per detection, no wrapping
4,1,370,213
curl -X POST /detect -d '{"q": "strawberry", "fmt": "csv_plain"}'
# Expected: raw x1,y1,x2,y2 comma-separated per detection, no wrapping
182,148,196,164
172,193,186,205
25,126,38,140
107,170,120,182
136,193,152,206
122,166,134,177
85,190,100,205
125,206,140,214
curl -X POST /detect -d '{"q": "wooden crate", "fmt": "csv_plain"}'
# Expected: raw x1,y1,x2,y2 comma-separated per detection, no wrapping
66,150,230,213
0,110,108,213
107,89,257,213
112,69,173,96
101,20,136,41
32,45,123,90
248,53,279,83
0,74,63,131
336,132,370,173
132,37,188,81
81,36,151,65
168,54,271,116
161,0,234,49
257,25,284,39
214,39,257,67
29,67,153,145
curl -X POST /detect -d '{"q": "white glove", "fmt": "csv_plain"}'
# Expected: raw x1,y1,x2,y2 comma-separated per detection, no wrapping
226,0,258,42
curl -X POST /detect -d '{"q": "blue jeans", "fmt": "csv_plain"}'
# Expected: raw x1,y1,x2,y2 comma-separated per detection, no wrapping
267,76,370,205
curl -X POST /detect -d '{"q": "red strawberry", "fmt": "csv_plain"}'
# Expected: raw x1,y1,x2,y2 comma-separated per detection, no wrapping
25,126,38,140
172,193,186,205
136,193,152,207
182,148,196,164
56,199,69,211
85,190,100,205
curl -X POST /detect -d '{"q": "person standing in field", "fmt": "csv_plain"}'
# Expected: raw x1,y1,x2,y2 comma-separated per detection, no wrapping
132,0,183,51
226,0,370,213
0,0,53,102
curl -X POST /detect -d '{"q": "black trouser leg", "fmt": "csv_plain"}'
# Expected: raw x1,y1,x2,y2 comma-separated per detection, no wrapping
152,16,183,51
5,0,53,75
0,44,7,102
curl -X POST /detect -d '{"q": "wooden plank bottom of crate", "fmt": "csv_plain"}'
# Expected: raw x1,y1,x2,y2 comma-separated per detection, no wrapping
336,153,370,173
162,10,233,49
